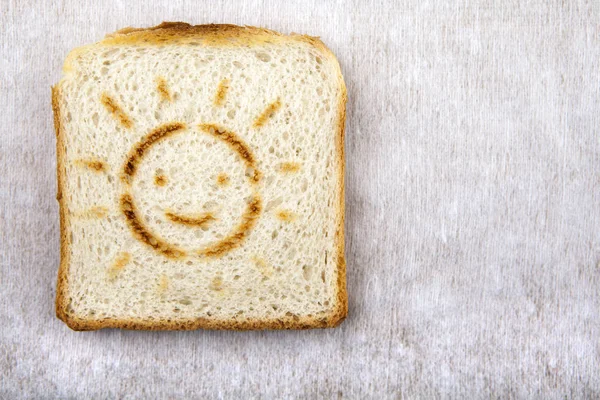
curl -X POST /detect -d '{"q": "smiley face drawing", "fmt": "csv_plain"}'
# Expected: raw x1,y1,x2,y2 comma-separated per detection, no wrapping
98,77,285,260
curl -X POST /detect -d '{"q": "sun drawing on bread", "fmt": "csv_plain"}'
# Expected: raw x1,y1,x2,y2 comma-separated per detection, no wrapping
87,76,298,263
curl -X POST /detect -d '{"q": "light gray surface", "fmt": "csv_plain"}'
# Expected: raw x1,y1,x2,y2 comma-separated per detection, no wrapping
1,0,599,398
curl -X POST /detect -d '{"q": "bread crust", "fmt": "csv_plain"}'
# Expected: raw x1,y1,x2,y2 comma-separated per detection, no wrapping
54,22,347,331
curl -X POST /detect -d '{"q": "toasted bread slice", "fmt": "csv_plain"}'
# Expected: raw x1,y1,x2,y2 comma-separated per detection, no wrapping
53,22,346,330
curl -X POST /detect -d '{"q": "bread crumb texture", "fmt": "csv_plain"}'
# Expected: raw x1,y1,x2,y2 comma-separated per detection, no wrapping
54,22,347,330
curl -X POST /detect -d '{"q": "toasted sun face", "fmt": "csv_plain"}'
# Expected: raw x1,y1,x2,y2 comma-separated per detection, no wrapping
98,79,283,260
121,122,262,259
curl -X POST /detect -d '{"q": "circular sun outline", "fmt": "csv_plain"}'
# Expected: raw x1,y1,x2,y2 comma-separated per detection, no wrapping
120,122,262,259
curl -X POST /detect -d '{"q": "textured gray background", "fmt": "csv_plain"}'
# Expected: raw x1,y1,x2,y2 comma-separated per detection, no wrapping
1,0,599,398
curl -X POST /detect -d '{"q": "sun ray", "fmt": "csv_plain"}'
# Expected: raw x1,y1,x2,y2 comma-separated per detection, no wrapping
75,206,109,219
75,158,107,173
209,275,223,291
107,252,131,280
252,255,274,278
156,77,172,101
278,161,301,174
100,93,133,128
158,275,169,294
214,79,229,106
253,99,281,128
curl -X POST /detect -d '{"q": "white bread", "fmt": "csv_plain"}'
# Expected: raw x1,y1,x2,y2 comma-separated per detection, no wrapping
52,22,347,330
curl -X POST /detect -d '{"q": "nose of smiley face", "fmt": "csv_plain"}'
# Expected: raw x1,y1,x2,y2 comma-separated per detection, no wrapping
125,123,260,252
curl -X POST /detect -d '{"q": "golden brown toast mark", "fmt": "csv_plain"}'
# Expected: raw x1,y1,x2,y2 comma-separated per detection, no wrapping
102,23,297,47
252,256,273,278
100,93,133,129
75,206,109,219
75,159,107,173
165,210,215,228
279,162,301,174
154,174,168,186
214,79,229,106
209,276,223,291
122,122,186,182
156,77,172,101
253,99,281,128
199,123,261,183
198,194,262,258
275,209,297,222
216,173,230,186
120,193,186,258
158,275,169,294
107,252,132,280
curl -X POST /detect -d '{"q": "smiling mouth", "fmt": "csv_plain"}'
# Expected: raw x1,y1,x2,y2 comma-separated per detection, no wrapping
164,211,216,228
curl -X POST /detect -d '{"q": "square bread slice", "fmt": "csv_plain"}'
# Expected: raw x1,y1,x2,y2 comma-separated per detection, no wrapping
52,22,347,330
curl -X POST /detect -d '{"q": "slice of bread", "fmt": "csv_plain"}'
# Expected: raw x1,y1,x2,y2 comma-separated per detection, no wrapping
52,22,347,330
